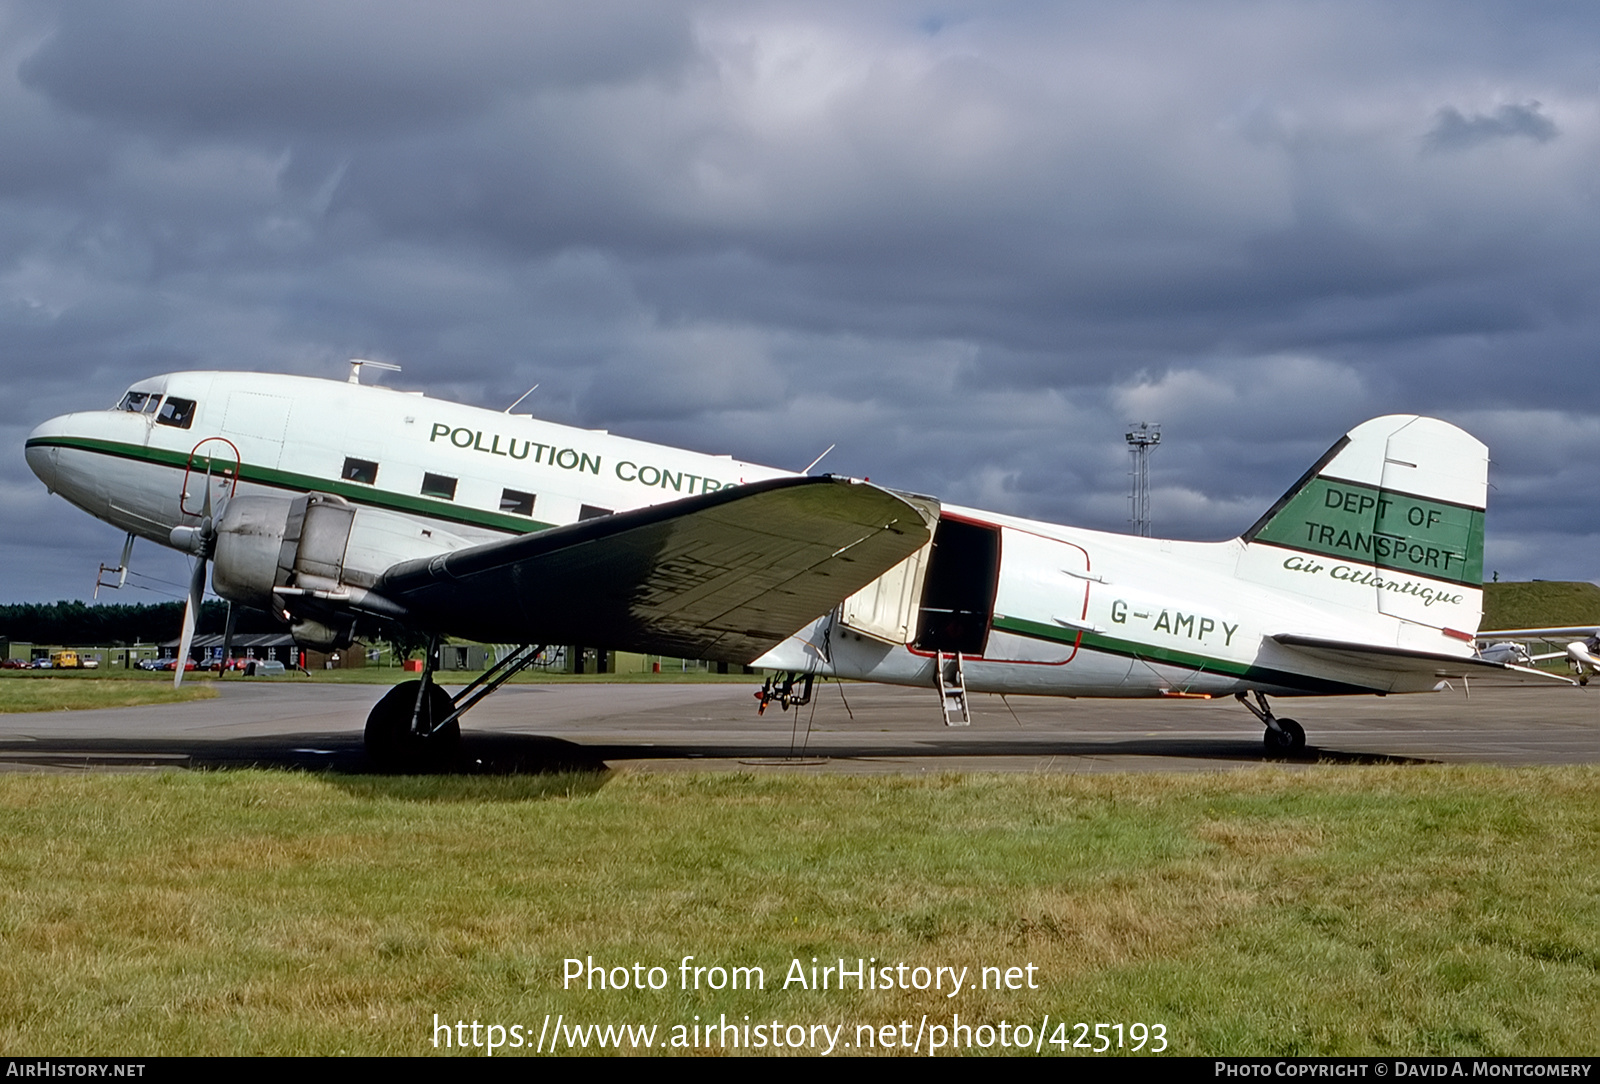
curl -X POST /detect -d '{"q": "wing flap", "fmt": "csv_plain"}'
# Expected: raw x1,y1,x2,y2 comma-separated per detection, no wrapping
379,475,940,663
1273,634,1577,689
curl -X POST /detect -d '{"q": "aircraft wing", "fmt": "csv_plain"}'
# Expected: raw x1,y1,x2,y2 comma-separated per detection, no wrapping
378,475,940,664
1272,635,1578,689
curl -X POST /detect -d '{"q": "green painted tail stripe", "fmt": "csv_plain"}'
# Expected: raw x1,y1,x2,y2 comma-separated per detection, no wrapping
27,435,556,536
1247,475,1484,587
991,615,1377,695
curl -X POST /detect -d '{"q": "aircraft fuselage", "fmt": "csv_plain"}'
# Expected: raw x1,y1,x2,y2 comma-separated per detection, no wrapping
28,371,1497,719
27,370,792,554
757,501,1476,701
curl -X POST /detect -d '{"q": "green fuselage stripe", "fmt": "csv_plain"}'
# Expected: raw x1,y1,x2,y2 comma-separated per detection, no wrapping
991,615,1375,695
27,435,555,536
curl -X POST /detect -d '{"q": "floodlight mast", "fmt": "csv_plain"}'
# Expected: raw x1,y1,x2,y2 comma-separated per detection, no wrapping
1126,422,1161,537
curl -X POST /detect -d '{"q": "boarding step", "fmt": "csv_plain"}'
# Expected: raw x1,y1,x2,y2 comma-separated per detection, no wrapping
935,650,971,726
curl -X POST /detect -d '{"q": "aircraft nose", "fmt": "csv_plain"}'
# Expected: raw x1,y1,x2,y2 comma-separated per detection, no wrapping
25,416,67,492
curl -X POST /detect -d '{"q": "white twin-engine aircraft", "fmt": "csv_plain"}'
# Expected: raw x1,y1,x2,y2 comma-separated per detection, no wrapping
26,366,1569,769
1476,628,1600,685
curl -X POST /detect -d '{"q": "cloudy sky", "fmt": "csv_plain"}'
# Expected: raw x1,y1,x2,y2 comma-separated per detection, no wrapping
4,0,1599,605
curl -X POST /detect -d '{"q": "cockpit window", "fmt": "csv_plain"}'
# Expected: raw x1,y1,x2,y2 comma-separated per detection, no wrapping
155,397,197,429
119,391,160,414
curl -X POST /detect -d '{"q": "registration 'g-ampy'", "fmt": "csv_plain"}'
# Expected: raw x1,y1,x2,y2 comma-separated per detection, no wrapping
26,364,1568,769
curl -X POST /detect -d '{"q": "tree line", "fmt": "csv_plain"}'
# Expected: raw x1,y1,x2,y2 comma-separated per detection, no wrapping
0,601,280,645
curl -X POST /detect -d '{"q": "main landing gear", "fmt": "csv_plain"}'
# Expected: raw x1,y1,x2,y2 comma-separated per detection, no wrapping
364,640,546,772
1235,690,1307,755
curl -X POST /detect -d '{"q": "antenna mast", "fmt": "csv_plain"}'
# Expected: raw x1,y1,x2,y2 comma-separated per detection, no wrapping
348,358,402,385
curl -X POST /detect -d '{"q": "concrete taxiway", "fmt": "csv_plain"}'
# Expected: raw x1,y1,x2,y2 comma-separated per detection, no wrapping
0,678,1593,774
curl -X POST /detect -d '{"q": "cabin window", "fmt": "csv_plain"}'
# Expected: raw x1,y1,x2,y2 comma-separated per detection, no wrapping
119,390,160,414
579,504,613,520
500,488,536,516
155,396,197,429
421,472,457,500
341,457,379,485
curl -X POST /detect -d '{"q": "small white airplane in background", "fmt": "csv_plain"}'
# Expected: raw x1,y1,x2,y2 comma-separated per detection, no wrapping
27,364,1571,770
1476,628,1600,684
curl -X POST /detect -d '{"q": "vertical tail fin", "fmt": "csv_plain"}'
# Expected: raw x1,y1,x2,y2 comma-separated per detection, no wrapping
1238,415,1486,635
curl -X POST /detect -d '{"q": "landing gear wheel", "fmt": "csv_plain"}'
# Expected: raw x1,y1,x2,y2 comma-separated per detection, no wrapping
365,680,460,772
1263,718,1306,754
1280,718,1306,751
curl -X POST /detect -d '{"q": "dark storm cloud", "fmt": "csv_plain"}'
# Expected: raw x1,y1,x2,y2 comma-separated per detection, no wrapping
1425,101,1559,151
5,1,1600,602
17,0,695,137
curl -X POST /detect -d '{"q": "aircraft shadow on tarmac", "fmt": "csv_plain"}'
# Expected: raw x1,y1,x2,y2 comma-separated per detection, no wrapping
0,731,1436,774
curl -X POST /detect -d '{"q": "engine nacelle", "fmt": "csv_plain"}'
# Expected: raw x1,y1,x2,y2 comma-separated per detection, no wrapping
212,492,473,648
211,495,292,609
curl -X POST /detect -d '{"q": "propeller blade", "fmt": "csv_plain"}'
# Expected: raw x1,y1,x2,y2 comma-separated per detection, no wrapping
200,458,214,518
175,555,206,689
174,459,226,687
220,602,236,674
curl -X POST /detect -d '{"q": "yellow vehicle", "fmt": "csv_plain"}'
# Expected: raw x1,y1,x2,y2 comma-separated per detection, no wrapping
49,650,97,670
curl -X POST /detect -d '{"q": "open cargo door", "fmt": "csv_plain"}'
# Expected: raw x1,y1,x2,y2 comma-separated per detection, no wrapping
912,516,1001,656
839,540,932,645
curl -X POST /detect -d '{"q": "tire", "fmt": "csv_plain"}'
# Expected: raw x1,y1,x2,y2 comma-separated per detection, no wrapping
364,680,461,772
1262,719,1307,755
1279,718,1307,752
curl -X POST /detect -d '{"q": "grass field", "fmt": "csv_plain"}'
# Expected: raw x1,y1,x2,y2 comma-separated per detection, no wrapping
1482,580,1600,631
1,766,1596,1056
0,668,756,713
296,667,762,685
0,675,217,713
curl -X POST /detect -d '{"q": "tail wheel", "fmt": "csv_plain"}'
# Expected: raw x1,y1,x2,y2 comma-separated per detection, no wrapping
365,680,460,772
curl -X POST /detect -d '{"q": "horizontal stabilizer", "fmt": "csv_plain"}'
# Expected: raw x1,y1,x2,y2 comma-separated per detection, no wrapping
1273,634,1576,689
1478,626,1600,641
379,475,940,664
